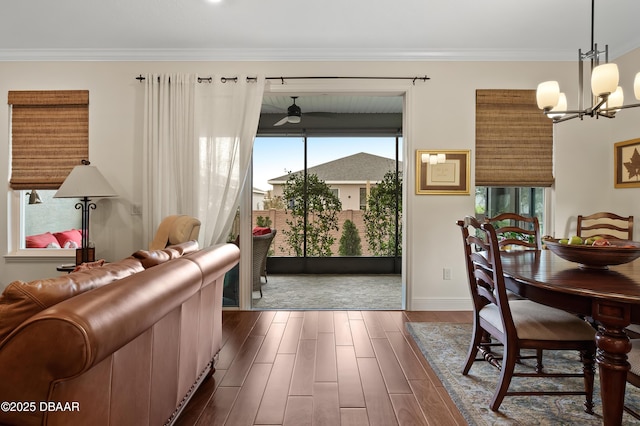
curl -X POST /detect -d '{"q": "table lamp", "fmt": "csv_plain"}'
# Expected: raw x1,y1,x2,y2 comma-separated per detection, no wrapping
54,160,118,264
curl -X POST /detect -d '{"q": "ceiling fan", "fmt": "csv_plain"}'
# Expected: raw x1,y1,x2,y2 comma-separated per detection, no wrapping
274,96,302,126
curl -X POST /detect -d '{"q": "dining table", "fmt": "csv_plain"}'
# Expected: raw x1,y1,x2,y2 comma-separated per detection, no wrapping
499,248,640,426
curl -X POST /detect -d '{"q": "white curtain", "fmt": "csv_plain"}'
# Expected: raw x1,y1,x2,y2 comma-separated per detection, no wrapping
142,73,264,248
195,76,265,245
142,73,197,247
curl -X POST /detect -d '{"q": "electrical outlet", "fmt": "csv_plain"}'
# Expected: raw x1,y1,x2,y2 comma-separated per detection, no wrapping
443,268,452,280
131,204,142,215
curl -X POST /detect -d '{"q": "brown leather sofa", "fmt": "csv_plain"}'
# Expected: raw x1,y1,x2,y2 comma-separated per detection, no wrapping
0,241,239,426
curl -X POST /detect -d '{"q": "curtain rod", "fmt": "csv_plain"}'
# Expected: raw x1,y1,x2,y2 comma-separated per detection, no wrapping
135,74,430,85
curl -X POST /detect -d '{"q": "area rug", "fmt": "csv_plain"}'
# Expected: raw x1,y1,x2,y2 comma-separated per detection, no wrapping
407,322,640,425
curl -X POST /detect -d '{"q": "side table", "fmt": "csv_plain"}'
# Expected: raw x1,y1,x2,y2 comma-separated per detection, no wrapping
56,264,76,273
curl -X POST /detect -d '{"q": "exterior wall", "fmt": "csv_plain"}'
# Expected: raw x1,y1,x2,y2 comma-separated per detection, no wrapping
334,184,365,211
271,182,372,211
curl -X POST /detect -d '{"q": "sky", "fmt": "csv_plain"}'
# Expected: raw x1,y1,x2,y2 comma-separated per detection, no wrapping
252,136,401,190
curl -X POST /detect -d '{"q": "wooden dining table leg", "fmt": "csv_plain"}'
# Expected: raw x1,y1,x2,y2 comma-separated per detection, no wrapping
595,323,632,426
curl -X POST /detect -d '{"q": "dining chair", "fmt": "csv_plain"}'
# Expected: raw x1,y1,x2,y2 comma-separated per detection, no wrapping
457,216,596,413
577,212,634,240
484,212,542,250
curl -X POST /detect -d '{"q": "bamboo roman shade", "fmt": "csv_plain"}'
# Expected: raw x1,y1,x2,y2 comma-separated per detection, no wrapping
8,90,89,190
475,89,553,187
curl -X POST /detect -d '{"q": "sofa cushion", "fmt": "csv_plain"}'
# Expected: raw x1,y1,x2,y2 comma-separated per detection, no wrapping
133,241,199,269
167,240,200,256
0,257,144,343
25,232,59,248
72,259,106,272
132,249,173,268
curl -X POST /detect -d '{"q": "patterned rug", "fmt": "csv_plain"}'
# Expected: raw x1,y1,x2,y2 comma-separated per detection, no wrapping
407,322,640,425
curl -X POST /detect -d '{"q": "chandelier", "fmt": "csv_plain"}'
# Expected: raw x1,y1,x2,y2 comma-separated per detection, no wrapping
536,0,640,123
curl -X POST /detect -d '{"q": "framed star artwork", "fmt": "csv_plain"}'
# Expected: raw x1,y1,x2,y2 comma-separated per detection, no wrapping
614,138,640,188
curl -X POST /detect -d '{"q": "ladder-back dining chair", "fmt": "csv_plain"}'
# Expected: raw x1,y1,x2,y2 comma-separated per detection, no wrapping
485,212,542,250
457,216,596,413
577,212,634,240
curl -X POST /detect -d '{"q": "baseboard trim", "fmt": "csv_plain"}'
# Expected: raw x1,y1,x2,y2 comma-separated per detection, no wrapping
409,297,472,311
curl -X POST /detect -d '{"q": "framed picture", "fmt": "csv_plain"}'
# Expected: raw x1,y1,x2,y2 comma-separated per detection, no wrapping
416,149,470,195
614,138,640,188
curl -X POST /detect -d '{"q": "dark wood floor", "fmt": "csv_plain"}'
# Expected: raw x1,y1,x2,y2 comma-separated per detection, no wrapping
175,310,472,426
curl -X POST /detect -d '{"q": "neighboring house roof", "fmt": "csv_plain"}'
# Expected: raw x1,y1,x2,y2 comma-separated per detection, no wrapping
253,187,267,195
268,152,400,184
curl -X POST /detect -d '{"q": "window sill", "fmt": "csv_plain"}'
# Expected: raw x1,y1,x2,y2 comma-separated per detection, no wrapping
4,249,75,262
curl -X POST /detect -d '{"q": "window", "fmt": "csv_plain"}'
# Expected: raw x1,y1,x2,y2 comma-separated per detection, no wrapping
359,187,367,210
7,90,89,256
475,187,545,231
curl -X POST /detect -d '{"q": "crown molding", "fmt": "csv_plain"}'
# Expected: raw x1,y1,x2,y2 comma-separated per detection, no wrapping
0,47,580,62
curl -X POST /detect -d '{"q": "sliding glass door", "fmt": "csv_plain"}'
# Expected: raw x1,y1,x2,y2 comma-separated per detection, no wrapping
252,135,402,274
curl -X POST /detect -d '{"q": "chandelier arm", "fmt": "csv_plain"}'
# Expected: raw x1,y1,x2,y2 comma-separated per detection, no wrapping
591,96,607,113
551,113,582,124
601,102,640,112
544,108,590,115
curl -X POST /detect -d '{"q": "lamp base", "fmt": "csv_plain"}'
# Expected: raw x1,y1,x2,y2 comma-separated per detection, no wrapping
76,247,95,265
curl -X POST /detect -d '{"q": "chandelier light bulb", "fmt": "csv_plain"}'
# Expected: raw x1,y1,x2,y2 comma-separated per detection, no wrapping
536,81,560,110
591,63,619,97
548,93,568,119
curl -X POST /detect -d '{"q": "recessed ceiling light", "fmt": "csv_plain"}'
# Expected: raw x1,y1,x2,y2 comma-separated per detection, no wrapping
206,0,223,3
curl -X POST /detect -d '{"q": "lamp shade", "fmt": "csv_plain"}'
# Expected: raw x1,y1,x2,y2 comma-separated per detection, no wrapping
604,86,624,112
591,63,619,97
548,92,567,119
536,81,560,110
635,72,640,100
54,164,118,198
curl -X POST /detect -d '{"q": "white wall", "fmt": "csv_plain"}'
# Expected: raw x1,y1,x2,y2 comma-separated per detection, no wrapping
0,54,638,310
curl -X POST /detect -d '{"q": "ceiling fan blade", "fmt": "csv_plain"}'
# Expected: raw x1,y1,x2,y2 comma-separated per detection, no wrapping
273,116,289,126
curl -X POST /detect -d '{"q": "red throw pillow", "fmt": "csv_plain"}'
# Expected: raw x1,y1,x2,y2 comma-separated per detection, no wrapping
53,229,83,247
252,227,271,236
25,232,59,248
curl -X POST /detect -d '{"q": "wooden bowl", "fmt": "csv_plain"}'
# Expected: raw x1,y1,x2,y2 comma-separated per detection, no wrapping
543,238,640,269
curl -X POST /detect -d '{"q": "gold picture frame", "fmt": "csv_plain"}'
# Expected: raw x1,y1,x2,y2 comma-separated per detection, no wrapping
416,149,470,195
614,138,640,188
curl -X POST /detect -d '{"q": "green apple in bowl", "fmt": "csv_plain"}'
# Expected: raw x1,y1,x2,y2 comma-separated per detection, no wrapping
567,236,583,245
